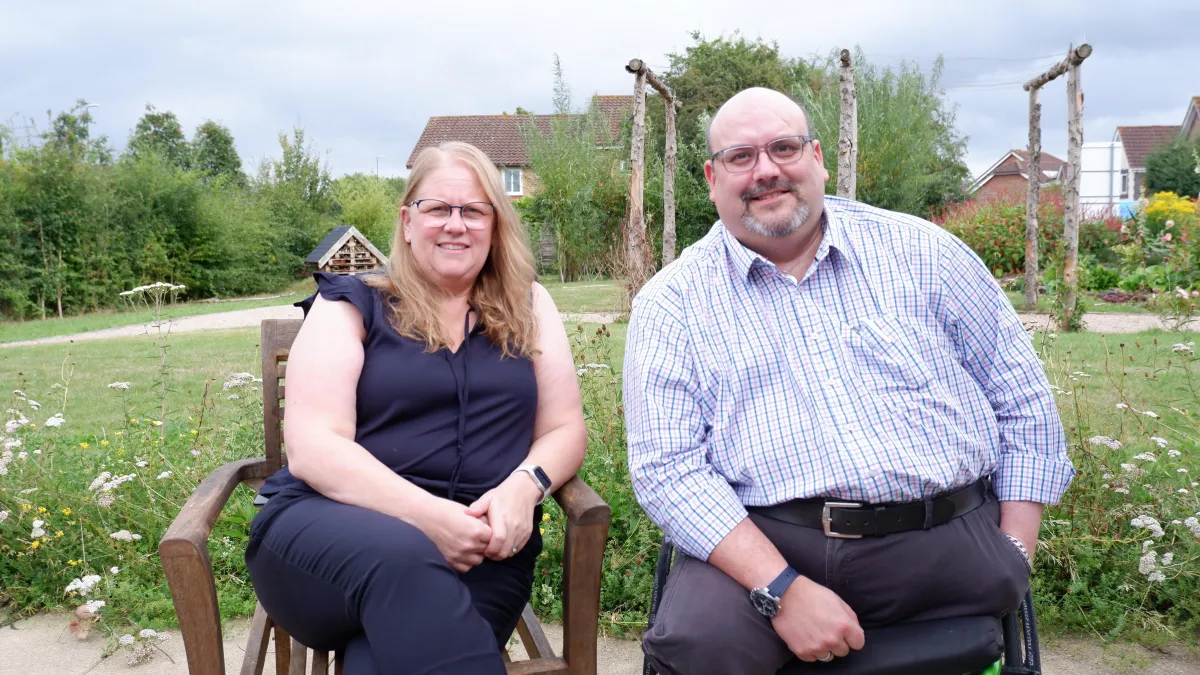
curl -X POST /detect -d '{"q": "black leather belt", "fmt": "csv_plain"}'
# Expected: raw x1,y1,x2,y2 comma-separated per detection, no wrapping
747,478,990,538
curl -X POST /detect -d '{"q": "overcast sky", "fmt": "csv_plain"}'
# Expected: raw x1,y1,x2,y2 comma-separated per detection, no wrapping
2,1,1196,184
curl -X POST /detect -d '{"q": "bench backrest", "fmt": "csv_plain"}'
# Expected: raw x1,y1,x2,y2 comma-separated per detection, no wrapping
260,319,303,475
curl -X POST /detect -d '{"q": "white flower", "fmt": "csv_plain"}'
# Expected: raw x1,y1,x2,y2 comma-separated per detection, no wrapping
1048,333,1058,339
96,493,115,508
1139,550,1158,575
0,510,8,524
1148,571,1166,582
119,634,135,646
136,461,148,467
1180,489,1190,494
88,471,112,492
1115,403,1129,409
1142,411,1160,419
3,438,21,450
84,600,106,613
30,527,45,538
4,420,19,434
110,567,120,574
1131,515,1165,538
1114,487,1130,494
1161,552,1174,566
27,400,40,410
1132,452,1157,462
190,449,200,457
138,629,157,639
109,530,141,541
66,575,102,596
1088,436,1122,450
1172,342,1195,353
156,471,172,480
31,519,43,528
44,413,65,428
17,451,27,460
1179,468,1190,473
1150,437,1169,448
1168,449,1182,457
1184,517,1200,538
1102,473,1114,479
227,394,240,400
1120,463,1146,478
13,389,25,398
1071,371,1091,377
107,382,131,390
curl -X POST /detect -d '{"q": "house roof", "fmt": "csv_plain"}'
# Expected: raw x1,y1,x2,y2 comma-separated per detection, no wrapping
406,95,633,168
1116,125,1181,169
1181,96,1200,139
968,149,1065,192
305,225,386,267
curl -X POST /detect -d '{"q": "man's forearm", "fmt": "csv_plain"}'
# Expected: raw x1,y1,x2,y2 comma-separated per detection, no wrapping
999,500,1043,561
707,516,791,591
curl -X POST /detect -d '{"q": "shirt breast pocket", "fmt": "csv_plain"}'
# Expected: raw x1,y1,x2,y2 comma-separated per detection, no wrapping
840,314,934,394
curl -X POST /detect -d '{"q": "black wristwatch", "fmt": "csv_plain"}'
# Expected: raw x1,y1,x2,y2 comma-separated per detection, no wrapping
750,566,800,618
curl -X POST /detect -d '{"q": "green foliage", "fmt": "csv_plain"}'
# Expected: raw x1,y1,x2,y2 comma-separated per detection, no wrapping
127,104,190,170
520,56,628,281
0,101,341,320
796,48,969,217
330,173,402,253
1145,139,1200,198
191,120,244,185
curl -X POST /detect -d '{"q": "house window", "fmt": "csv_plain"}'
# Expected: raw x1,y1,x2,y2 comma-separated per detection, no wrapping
503,168,523,195
1120,169,1129,199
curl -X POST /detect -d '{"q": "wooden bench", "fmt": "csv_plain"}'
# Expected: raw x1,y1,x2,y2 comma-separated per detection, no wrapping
160,319,612,674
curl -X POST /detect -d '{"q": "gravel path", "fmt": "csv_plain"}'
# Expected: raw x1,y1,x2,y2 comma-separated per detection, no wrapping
0,307,1186,349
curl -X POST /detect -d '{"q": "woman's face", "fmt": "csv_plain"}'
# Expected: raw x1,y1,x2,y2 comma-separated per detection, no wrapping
400,161,496,295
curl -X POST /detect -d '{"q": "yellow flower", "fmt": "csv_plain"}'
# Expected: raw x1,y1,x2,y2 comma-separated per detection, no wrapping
68,559,79,566
80,442,89,449
178,434,184,439
130,418,138,424
62,508,71,516
27,423,35,429
37,506,47,513
20,504,31,511
115,431,123,436
55,531,63,537
542,513,550,522
152,420,162,427
187,416,194,421
190,429,198,435
539,528,545,536
30,541,39,550
100,440,109,447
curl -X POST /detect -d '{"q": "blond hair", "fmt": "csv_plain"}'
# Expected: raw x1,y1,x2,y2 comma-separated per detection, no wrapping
363,142,538,358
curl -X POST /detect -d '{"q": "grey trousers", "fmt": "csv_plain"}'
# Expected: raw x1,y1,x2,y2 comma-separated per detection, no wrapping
642,491,1030,675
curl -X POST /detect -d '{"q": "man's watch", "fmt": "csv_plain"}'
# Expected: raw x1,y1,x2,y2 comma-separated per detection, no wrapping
749,566,800,618
513,464,552,504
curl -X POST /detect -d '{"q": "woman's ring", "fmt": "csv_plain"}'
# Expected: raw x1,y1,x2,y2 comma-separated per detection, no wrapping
818,652,834,662
512,545,519,553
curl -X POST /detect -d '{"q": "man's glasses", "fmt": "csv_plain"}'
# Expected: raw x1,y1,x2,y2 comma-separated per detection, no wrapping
409,199,495,229
710,136,813,174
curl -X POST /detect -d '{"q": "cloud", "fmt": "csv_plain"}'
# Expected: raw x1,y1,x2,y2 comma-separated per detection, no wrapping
1,1,1195,185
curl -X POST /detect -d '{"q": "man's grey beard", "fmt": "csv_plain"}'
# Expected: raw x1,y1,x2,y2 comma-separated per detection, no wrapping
741,199,809,239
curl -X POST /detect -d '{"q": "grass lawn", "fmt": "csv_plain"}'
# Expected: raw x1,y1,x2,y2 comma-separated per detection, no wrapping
1004,290,1149,314
0,279,316,344
543,279,625,314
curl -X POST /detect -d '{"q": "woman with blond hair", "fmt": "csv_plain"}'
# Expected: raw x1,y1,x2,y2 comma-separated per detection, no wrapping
245,142,587,674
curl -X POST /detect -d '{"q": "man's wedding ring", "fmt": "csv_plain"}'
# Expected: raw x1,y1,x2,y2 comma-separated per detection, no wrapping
818,652,834,662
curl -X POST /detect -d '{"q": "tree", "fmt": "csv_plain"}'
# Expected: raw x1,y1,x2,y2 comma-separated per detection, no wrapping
331,173,399,252
44,99,113,164
795,48,969,217
128,104,190,169
191,120,244,184
1145,138,1200,198
662,31,811,146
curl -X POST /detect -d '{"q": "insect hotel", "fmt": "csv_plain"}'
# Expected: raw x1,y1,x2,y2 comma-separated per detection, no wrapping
305,226,387,275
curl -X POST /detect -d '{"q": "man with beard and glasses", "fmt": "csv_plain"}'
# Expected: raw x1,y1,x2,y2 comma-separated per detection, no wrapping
623,87,1073,675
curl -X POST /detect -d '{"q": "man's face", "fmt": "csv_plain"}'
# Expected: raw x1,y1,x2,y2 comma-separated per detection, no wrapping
704,102,829,240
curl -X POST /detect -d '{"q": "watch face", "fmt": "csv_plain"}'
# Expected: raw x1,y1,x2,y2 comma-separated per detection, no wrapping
532,466,552,489
750,589,779,618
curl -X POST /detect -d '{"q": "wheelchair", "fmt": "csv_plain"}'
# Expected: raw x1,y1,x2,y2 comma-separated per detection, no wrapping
642,539,1042,675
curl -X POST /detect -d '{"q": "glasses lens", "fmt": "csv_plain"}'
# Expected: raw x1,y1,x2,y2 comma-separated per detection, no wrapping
461,202,495,227
722,146,757,172
768,137,805,163
417,199,451,222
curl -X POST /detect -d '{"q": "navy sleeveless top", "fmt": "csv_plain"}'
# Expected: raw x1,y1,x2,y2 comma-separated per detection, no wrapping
258,272,539,505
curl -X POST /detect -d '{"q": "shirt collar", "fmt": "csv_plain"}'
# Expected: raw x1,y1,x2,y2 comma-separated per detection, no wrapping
720,205,849,282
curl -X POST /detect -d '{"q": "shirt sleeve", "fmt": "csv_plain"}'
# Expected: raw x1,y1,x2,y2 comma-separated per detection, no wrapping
934,235,1075,505
623,287,749,561
296,271,377,333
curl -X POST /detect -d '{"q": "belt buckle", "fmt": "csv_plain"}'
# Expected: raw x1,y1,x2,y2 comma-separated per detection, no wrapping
822,501,863,539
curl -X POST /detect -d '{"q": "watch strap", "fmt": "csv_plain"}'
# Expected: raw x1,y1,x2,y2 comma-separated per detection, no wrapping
513,465,552,504
767,566,800,600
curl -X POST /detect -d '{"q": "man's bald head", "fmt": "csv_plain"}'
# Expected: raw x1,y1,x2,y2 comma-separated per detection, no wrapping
705,87,815,155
